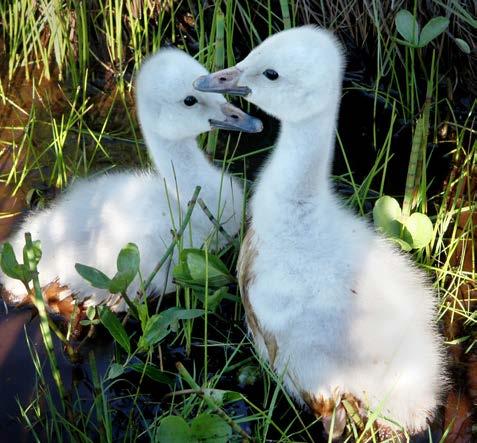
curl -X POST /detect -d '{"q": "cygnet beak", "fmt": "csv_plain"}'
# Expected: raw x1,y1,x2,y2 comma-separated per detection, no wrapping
193,67,251,96
209,103,263,133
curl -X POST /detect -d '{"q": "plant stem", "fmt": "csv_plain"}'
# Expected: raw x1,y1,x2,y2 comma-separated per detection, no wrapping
24,232,66,402
143,186,201,291
120,290,139,319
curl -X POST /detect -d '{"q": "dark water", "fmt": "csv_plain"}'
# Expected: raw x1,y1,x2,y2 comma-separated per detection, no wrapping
0,303,114,442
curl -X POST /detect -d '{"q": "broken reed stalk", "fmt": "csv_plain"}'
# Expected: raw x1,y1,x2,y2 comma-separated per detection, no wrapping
402,52,435,217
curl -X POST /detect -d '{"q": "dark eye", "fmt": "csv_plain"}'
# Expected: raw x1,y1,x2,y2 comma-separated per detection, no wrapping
263,69,279,80
184,95,198,106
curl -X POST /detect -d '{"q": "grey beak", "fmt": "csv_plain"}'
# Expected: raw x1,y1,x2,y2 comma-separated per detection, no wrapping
209,103,262,133
193,67,251,96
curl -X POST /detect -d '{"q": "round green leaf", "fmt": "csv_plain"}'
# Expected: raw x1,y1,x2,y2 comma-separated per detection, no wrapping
373,196,402,237
190,414,231,443
109,243,140,292
156,416,194,443
395,10,419,46
117,243,140,277
418,17,449,47
455,38,471,54
403,212,434,249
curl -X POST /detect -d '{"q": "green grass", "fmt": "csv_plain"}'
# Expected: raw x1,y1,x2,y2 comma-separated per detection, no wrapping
0,1,476,442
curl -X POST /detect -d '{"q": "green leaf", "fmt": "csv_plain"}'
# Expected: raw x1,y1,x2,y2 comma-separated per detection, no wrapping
172,308,205,321
418,17,449,47
403,212,434,249
117,243,140,273
156,416,194,443
128,362,175,385
140,308,204,349
373,196,402,237
395,10,419,46
75,263,111,289
117,242,140,282
163,307,205,332
136,303,149,330
86,306,96,321
140,314,171,348
109,273,129,294
390,237,413,252
180,249,234,287
99,307,131,354
190,414,231,443
207,287,228,312
107,363,125,379
108,243,140,293
393,37,419,48
1,243,28,281
455,38,471,54
173,261,192,283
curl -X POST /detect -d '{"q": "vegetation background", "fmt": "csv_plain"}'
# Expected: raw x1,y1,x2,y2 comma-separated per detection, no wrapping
0,0,475,442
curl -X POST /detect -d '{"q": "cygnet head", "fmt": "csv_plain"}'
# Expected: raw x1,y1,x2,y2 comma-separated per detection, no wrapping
194,26,344,123
136,48,262,141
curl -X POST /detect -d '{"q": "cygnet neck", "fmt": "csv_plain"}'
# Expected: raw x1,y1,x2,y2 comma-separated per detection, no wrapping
144,132,208,197
253,106,338,212
143,130,241,232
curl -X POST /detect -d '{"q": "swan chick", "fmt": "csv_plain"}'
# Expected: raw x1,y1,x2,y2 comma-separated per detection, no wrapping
1,48,262,315
195,26,446,439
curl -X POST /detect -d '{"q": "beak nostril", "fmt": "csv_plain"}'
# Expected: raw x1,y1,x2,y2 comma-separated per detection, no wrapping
231,114,239,120
219,77,227,82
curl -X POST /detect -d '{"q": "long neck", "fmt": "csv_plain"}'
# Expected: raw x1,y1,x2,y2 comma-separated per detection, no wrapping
252,108,337,217
143,130,244,236
145,133,207,198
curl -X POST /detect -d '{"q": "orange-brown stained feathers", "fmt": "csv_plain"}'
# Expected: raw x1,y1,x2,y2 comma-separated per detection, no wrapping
1,280,84,322
302,390,406,441
237,227,278,366
301,390,348,439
